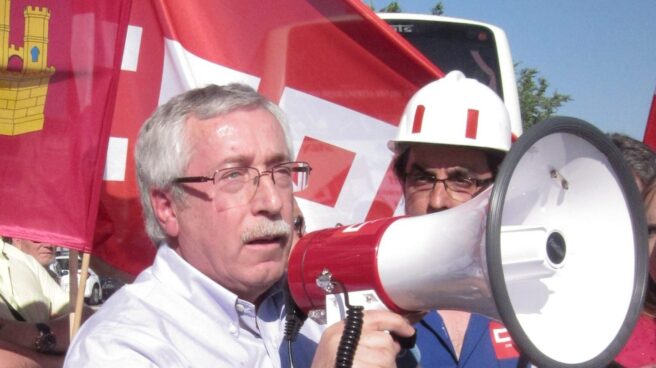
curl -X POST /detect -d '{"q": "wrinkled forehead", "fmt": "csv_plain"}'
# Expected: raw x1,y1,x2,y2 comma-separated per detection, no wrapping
185,108,290,168
406,143,492,174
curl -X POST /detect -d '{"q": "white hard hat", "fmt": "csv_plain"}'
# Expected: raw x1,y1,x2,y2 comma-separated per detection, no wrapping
389,70,511,153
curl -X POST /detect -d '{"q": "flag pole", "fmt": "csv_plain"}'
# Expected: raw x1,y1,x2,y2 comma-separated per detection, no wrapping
69,251,91,337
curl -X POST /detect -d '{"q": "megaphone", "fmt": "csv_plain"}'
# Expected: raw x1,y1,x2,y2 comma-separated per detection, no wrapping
288,117,648,367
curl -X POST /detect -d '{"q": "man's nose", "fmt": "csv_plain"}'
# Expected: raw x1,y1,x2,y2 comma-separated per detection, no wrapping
427,181,453,212
250,174,284,214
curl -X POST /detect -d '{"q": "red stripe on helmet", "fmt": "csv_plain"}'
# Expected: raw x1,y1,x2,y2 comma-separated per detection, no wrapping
465,109,479,139
412,105,425,133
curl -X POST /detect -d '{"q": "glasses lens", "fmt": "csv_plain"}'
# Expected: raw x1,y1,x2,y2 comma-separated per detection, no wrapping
211,167,258,210
287,162,310,192
445,178,475,192
407,173,435,192
210,162,311,210
215,167,256,193
269,162,310,192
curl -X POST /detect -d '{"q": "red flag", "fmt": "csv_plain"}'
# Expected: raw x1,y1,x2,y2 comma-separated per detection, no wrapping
0,1,131,251
643,85,656,150
95,0,442,275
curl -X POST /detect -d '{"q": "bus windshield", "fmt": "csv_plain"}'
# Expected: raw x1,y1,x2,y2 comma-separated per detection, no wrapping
383,18,504,100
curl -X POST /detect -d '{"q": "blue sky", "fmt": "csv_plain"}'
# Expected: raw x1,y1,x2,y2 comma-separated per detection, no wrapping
389,0,656,140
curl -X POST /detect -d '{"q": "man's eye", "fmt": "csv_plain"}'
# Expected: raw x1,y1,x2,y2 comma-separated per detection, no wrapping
274,167,292,177
412,174,434,183
220,168,248,181
451,176,473,185
447,176,475,190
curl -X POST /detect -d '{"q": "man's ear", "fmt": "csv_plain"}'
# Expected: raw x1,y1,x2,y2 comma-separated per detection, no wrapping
150,189,179,237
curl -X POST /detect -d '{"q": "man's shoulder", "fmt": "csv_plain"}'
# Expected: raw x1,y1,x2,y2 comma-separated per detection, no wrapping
67,279,170,351
66,300,183,368
2,242,41,271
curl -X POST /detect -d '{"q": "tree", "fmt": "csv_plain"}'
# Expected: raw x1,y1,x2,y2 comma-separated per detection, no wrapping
431,2,444,15
379,2,401,12
516,66,572,130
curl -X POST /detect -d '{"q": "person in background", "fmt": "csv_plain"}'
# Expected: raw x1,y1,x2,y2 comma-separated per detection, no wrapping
612,177,656,368
11,237,59,281
391,71,528,367
608,133,656,193
11,238,57,269
0,236,70,367
64,83,413,367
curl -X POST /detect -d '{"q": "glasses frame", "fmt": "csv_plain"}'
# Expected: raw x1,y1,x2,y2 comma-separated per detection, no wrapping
173,161,311,194
405,171,493,201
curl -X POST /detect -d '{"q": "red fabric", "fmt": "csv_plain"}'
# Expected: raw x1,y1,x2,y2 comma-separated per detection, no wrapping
0,0,131,251
615,313,656,368
91,0,442,275
643,88,656,150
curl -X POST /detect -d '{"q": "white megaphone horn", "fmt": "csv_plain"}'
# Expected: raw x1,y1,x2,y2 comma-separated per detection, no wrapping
287,117,648,368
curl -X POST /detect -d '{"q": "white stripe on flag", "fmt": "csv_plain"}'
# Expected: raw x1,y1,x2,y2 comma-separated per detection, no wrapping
159,38,260,105
121,25,143,72
103,137,129,181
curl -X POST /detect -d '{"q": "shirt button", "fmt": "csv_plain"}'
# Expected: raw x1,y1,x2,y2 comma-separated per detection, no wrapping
229,323,238,335
236,303,245,313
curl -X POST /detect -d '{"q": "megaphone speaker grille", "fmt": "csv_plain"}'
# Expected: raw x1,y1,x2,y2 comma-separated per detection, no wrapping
486,117,648,367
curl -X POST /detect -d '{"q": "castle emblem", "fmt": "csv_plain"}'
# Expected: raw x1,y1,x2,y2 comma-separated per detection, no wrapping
0,0,54,136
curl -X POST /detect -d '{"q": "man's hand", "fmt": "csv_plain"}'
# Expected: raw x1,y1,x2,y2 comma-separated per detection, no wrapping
312,309,415,368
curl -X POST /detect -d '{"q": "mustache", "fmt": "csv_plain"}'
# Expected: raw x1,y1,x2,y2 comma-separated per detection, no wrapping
241,219,291,244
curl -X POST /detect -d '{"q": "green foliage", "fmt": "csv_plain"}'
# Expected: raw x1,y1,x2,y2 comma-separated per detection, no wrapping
516,66,572,130
379,1,402,12
372,1,442,15
431,2,444,15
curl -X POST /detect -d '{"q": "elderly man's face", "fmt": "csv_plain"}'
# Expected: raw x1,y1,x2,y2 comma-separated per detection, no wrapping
159,107,293,303
403,143,493,216
13,238,56,267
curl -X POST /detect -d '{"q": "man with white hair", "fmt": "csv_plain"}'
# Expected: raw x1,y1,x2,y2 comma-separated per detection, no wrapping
65,83,413,367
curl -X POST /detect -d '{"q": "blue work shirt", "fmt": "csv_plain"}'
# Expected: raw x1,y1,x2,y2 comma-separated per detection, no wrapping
399,311,530,367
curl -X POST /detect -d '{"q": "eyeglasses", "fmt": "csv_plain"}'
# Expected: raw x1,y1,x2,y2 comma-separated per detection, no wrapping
405,170,492,202
173,161,311,209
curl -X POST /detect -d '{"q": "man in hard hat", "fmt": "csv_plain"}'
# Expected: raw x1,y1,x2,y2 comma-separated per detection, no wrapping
390,71,527,367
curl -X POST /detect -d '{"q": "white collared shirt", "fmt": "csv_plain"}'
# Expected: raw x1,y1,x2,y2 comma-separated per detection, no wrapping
65,244,324,367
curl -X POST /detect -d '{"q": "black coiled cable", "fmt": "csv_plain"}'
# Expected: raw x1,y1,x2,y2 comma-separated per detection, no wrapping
332,281,365,368
335,304,364,368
